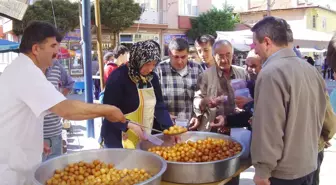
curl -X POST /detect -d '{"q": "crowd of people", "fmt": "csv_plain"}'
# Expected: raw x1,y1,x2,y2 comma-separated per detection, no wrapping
0,16,336,185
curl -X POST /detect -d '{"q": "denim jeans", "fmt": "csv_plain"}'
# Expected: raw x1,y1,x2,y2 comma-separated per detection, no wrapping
42,134,63,161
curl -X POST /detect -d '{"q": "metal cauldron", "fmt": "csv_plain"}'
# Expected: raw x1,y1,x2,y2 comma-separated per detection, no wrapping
32,149,167,185
139,131,245,184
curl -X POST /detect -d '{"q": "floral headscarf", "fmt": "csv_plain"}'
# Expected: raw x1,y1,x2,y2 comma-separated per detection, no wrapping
128,40,161,84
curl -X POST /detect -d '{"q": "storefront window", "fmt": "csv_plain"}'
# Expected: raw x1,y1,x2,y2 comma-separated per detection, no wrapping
70,53,84,76
120,33,159,44
120,34,133,43
134,33,159,43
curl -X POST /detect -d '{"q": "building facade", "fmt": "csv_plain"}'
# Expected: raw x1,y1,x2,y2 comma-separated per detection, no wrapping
239,6,336,33
0,17,19,72
118,0,213,55
224,0,336,33
0,0,214,64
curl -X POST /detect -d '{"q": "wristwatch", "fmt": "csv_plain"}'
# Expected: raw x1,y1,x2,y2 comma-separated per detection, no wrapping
121,119,129,132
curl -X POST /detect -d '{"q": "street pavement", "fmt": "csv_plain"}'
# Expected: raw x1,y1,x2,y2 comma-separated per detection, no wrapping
65,82,336,185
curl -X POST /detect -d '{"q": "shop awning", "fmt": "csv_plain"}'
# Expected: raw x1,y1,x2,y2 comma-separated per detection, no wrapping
216,28,334,50
216,31,253,52
299,48,327,53
0,39,19,53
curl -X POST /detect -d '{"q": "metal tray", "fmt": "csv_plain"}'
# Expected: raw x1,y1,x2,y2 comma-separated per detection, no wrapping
139,131,245,184
32,148,167,185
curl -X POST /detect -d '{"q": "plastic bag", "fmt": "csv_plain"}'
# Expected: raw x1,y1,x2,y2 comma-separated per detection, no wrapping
231,79,247,91
234,88,251,98
330,89,336,113
175,118,189,127
231,128,251,159
145,133,164,146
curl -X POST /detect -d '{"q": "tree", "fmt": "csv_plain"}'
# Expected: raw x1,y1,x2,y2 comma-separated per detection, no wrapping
187,5,239,40
13,0,79,36
91,0,142,47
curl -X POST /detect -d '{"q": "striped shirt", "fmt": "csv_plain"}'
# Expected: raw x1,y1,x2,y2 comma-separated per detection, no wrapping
155,60,204,120
44,61,74,138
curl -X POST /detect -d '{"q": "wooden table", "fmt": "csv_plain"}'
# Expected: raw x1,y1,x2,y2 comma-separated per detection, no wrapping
161,159,251,185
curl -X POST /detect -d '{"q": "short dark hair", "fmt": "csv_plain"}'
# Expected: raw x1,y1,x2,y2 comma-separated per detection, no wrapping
195,34,215,46
327,34,336,70
168,38,189,52
251,16,293,47
19,21,62,53
114,45,130,58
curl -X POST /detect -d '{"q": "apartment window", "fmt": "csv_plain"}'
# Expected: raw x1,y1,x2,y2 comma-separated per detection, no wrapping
120,34,133,43
312,15,316,28
179,0,198,16
322,17,326,29
248,0,264,9
134,0,157,11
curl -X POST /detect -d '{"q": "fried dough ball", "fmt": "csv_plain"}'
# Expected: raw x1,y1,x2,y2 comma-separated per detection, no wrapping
46,160,152,185
148,137,242,163
163,125,188,135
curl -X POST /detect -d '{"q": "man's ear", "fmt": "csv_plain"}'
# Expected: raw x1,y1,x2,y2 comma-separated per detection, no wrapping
264,37,272,47
168,50,172,56
31,44,39,56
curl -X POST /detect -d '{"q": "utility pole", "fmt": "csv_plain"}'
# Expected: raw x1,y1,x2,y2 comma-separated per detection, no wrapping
50,0,57,28
81,0,95,138
94,0,105,90
267,0,271,16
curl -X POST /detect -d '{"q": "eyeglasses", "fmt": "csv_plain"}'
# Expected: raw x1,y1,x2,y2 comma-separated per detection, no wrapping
172,55,188,60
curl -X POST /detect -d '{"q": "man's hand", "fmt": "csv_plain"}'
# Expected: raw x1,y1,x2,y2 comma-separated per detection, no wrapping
169,135,181,144
43,142,51,156
200,97,217,110
105,106,127,123
170,114,177,124
163,135,181,145
127,122,147,140
235,96,253,109
201,96,227,110
62,88,71,96
325,141,332,148
210,115,225,128
254,176,270,185
188,117,200,130
200,97,210,111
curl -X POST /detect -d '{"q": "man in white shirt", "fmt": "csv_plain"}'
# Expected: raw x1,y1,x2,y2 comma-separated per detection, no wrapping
0,21,145,185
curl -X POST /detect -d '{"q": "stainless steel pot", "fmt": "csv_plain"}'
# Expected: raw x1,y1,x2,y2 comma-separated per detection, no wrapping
32,149,167,185
139,131,245,184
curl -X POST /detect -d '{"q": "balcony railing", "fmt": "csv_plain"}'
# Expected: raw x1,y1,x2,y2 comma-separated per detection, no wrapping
135,9,168,25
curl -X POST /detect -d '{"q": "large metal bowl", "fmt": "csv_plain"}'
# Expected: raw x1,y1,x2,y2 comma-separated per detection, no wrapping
139,131,245,184
32,149,167,185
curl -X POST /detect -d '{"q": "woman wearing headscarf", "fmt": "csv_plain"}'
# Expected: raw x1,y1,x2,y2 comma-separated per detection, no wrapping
100,40,174,148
